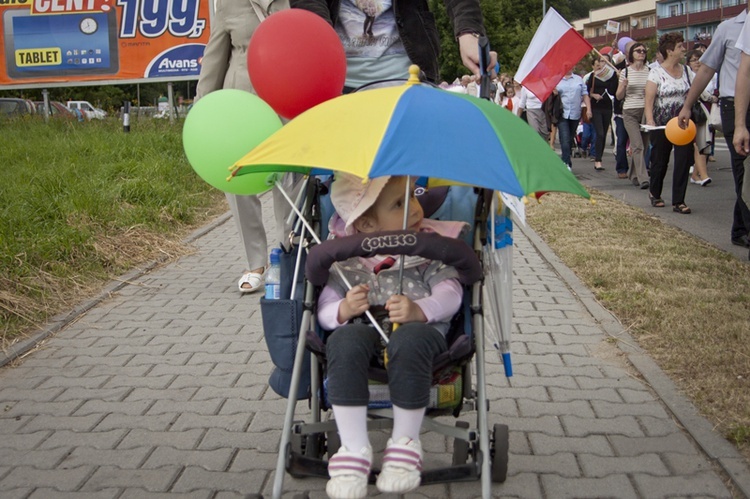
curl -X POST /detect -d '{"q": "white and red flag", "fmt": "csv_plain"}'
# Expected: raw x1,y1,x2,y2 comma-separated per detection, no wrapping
515,8,593,102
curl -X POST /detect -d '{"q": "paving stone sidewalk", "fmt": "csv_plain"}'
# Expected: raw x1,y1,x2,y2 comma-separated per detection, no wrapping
1,192,748,498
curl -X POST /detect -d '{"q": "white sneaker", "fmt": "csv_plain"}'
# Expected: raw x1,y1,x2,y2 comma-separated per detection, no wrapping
326,445,372,499
375,437,422,494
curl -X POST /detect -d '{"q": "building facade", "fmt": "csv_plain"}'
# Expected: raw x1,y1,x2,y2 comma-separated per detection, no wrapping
574,0,747,51
574,0,658,50
656,0,746,45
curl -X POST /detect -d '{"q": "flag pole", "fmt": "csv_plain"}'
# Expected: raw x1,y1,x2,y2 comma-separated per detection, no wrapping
590,47,620,73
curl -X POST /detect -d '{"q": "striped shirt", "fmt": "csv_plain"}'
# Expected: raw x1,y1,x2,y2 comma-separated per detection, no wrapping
619,65,650,110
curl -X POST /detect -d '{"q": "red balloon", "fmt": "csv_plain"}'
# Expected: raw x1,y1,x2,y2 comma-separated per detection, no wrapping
248,9,346,119
600,46,612,55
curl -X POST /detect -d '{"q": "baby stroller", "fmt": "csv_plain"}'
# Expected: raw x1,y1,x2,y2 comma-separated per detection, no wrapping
260,176,512,498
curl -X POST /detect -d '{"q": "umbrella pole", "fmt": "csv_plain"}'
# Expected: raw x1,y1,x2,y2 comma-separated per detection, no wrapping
274,179,390,344
395,175,411,295
289,222,306,301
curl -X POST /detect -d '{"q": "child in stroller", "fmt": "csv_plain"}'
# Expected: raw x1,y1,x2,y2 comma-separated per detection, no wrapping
322,173,469,498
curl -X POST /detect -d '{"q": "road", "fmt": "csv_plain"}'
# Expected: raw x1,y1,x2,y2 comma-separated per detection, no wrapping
564,134,750,262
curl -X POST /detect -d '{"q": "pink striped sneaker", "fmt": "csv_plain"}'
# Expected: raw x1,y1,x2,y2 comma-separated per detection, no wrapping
326,445,372,499
375,437,422,493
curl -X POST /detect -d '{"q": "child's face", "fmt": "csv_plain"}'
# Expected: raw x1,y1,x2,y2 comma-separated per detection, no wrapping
355,177,424,233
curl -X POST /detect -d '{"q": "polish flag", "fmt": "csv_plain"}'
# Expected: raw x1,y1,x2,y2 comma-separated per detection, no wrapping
515,8,593,102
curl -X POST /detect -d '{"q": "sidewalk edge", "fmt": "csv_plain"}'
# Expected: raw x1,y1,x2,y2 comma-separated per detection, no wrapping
517,219,750,498
0,211,233,369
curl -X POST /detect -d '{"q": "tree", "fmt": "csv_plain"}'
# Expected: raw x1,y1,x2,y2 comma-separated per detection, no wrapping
430,0,614,80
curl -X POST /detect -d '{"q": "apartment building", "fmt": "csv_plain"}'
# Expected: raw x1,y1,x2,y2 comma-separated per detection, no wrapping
656,0,746,45
573,0,658,49
574,0,746,51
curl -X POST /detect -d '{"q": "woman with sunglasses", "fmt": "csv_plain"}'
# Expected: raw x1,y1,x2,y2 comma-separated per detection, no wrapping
616,42,651,189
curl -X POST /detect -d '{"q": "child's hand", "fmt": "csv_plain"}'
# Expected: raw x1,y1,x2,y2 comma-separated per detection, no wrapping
338,284,370,323
385,295,427,324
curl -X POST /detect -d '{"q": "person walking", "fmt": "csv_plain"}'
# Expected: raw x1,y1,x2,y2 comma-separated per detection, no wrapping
644,32,693,214
195,0,296,294
554,69,592,171
733,12,750,261
587,55,619,171
292,0,494,90
617,42,651,189
677,7,750,246
613,90,630,179
519,86,550,142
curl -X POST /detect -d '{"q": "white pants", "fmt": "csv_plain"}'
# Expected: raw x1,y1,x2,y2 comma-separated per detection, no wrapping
226,173,301,271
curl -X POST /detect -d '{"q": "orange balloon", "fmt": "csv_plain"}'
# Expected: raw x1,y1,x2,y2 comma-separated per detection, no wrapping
665,117,696,146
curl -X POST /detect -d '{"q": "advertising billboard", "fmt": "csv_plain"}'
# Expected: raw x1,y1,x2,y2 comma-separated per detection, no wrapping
0,0,212,89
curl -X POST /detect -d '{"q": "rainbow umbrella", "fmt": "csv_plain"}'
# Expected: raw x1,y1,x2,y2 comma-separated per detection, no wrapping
230,67,590,201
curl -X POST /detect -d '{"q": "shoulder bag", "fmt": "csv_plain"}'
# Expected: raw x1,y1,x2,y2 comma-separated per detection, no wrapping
685,66,707,125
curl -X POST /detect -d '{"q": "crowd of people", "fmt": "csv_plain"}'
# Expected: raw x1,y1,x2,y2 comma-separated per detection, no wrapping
443,17,749,242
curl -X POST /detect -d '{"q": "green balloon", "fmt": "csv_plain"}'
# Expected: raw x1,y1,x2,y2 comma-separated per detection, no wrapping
183,89,283,195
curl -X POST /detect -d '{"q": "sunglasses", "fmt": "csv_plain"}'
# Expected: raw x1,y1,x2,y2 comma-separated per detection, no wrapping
633,49,647,54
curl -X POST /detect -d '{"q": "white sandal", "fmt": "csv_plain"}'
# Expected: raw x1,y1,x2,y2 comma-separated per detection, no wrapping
238,271,264,294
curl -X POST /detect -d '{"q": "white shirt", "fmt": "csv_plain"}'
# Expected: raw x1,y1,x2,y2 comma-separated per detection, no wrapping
519,87,542,110
736,12,750,55
701,10,747,97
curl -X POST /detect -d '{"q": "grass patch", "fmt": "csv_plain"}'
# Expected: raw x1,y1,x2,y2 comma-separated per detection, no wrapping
0,117,225,349
527,190,750,461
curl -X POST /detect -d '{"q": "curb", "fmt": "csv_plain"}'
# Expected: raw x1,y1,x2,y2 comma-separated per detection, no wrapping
517,220,750,498
0,211,233,369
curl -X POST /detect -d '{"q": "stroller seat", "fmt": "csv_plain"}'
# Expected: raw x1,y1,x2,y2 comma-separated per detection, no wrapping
304,229,481,414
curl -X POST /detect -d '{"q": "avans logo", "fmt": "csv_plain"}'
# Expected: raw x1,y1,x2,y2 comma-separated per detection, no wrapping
145,44,205,77
158,58,198,70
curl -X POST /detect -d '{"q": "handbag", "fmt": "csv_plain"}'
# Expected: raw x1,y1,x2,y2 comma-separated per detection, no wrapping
260,244,311,400
691,102,707,125
707,102,722,132
685,66,707,125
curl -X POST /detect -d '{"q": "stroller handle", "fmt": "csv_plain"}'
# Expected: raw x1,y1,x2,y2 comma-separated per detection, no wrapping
305,230,482,287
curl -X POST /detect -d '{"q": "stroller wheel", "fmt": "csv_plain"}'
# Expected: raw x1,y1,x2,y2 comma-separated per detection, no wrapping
452,420,470,465
305,433,324,459
490,423,509,483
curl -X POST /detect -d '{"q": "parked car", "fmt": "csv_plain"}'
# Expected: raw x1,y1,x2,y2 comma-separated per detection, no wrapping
66,100,106,120
34,101,78,120
0,98,35,117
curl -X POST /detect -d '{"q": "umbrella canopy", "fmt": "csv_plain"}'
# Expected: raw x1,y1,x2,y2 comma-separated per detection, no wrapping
230,67,590,200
